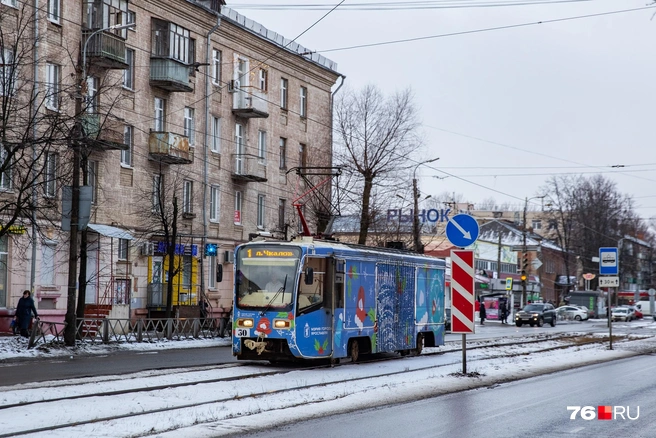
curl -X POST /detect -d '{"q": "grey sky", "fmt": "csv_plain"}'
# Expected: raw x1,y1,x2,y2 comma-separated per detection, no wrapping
230,0,656,220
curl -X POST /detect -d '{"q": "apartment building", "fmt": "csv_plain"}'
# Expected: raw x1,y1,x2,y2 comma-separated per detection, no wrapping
0,0,341,326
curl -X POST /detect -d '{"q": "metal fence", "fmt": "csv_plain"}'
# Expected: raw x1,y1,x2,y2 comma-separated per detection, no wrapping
27,316,230,349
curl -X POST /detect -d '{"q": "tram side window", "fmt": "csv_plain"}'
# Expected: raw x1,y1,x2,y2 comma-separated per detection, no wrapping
299,258,324,311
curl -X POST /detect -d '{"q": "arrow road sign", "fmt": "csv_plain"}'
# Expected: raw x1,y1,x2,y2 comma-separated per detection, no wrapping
445,214,480,248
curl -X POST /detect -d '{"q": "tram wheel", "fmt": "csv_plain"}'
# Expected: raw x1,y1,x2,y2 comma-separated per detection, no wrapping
349,339,360,363
414,334,423,356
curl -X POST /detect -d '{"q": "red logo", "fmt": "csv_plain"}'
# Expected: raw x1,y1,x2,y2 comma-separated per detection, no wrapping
598,406,612,420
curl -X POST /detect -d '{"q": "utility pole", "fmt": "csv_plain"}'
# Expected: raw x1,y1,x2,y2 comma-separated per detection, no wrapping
521,197,529,306
412,157,439,253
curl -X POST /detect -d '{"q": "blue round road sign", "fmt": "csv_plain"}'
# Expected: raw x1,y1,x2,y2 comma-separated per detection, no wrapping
445,214,480,248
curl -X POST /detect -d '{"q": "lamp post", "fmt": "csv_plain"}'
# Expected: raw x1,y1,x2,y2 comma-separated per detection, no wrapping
64,23,136,346
521,195,546,306
412,157,439,253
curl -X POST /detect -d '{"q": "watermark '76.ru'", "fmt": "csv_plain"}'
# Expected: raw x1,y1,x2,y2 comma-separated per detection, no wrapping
567,406,639,420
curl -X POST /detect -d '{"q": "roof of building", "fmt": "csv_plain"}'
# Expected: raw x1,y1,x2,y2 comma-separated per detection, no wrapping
478,219,564,252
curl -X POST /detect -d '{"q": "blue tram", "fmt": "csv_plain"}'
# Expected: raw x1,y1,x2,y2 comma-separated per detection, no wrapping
231,237,446,362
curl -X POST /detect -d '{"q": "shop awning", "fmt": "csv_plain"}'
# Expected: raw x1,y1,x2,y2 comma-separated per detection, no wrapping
87,224,134,240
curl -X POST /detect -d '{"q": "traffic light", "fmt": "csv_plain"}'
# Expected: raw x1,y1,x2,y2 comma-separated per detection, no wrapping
522,252,529,273
204,243,218,257
520,271,527,284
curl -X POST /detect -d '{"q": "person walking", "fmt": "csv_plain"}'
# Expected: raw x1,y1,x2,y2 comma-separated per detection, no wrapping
16,290,38,338
479,299,486,325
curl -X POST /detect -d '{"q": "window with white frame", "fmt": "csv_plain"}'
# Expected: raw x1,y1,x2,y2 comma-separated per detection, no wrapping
278,199,286,230
0,236,6,307
121,125,133,166
118,238,129,260
88,160,97,204
208,255,217,288
212,49,221,85
41,242,56,285
258,68,267,91
300,86,307,118
0,146,11,190
299,143,306,168
182,255,192,289
1,47,15,96
152,20,194,64
127,10,136,28
86,76,99,114
47,0,60,24
257,130,266,163
234,190,242,225
44,152,57,197
154,97,165,131
210,185,220,222
183,180,193,214
280,78,288,109
257,194,265,229
531,219,542,230
123,48,135,89
279,137,286,169
45,63,61,110
1,0,17,7
211,116,221,153
184,107,195,145
152,174,162,213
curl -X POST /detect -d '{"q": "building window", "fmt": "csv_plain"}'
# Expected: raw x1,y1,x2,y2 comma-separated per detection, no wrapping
210,185,220,222
279,137,286,169
278,199,286,230
83,0,127,31
182,255,192,289
118,238,129,260
41,242,56,285
85,76,99,114
0,146,11,190
152,174,162,213
152,20,194,64
183,180,193,214
531,219,542,230
211,116,221,153
123,48,135,89
300,86,307,118
88,160,97,204
299,143,306,168
154,97,165,131
184,107,195,146
280,77,288,109
127,10,136,28
122,126,133,167
47,0,60,24
257,194,265,229
258,68,267,91
0,236,7,307
44,152,57,197
45,63,61,110
1,0,17,7
208,255,217,289
212,49,221,85
235,123,244,173
258,130,266,163
1,48,15,96
234,190,242,225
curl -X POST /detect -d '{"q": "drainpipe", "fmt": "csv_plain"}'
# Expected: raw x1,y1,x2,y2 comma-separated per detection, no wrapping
200,16,221,306
30,0,40,294
330,75,345,215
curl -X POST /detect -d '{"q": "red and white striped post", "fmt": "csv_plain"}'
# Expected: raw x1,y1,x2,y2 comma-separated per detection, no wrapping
450,249,475,373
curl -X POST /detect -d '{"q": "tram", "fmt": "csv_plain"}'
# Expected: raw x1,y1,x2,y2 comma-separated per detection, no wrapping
231,237,446,363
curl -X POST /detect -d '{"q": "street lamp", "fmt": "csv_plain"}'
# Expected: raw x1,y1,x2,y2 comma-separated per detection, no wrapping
412,157,439,253
521,195,546,306
65,23,136,345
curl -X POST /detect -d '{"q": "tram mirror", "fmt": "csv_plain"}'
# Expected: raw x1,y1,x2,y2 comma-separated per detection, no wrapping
216,264,223,282
304,267,314,285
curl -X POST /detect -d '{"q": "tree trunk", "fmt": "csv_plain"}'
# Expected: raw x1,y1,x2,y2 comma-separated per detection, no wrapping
165,197,178,319
358,177,374,245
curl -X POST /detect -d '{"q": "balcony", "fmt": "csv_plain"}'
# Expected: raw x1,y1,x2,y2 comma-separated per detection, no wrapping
82,30,129,70
232,89,269,119
80,114,128,151
231,154,267,183
150,58,193,92
149,132,193,164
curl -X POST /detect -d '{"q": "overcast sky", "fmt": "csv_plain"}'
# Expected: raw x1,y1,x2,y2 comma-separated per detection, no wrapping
230,0,656,221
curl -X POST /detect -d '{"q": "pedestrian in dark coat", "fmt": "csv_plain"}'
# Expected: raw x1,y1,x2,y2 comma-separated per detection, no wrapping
16,290,38,338
479,300,486,325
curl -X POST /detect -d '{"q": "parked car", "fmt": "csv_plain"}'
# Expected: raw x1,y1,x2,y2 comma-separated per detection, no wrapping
622,305,642,319
445,308,451,332
515,303,557,327
611,307,632,322
573,305,596,318
556,305,588,321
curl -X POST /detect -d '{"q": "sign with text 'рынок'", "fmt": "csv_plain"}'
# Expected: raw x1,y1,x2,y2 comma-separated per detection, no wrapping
450,249,475,334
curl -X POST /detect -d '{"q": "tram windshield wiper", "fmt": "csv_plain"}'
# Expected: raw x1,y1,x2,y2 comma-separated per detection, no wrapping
261,275,288,315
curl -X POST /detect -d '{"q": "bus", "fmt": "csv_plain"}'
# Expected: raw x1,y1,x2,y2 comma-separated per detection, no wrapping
231,237,446,363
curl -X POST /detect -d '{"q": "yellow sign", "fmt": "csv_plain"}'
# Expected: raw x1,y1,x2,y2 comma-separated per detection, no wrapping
1,225,27,234
505,277,513,290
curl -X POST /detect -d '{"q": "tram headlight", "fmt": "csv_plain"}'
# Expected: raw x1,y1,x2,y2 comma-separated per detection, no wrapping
274,319,290,329
237,318,254,328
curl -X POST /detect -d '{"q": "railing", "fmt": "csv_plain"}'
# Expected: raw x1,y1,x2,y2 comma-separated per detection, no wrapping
150,58,193,91
27,316,231,349
232,89,269,117
231,153,267,182
148,131,193,164
82,30,127,67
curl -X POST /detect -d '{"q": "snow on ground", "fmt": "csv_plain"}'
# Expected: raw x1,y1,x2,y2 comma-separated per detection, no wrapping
1,320,656,438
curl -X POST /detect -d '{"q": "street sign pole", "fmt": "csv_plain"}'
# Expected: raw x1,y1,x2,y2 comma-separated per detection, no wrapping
608,287,612,350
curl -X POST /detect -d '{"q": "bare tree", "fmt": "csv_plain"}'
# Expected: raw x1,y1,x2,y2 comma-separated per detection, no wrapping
334,85,422,245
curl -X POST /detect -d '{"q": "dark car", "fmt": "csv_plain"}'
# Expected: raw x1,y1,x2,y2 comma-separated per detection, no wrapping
445,308,451,332
515,303,557,327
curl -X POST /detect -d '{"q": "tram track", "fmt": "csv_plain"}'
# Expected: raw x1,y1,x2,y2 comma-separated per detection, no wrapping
0,332,634,437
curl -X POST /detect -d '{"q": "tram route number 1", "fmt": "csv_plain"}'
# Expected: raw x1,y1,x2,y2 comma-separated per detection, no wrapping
235,328,250,337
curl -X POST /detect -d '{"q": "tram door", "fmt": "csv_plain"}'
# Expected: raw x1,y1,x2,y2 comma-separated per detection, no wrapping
296,257,333,358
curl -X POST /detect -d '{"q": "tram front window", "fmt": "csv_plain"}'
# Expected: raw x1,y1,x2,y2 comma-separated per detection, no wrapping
236,247,300,311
